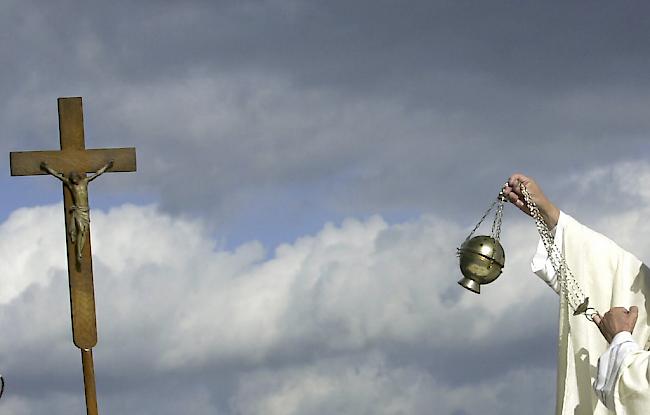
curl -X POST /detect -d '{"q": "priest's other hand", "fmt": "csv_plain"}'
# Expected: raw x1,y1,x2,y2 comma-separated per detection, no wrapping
593,306,639,343
503,173,560,229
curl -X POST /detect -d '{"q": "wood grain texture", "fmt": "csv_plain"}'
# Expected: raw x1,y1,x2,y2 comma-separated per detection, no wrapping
58,97,85,150
10,148,136,176
81,349,99,415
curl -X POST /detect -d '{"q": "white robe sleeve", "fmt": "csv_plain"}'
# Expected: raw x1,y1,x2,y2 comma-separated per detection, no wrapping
530,211,570,294
593,331,640,410
610,347,650,413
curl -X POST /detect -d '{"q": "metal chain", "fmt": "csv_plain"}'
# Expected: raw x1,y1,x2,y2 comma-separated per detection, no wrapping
466,185,507,243
466,199,498,242
520,184,597,320
491,188,506,240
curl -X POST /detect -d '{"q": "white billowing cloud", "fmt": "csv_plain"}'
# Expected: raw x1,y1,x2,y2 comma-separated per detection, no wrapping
564,159,650,258
231,353,555,415
90,205,549,369
16,161,638,415
570,159,650,202
0,201,555,414
0,205,66,304
231,354,442,414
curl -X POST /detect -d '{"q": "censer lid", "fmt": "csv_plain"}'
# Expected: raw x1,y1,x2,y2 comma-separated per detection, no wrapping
458,235,505,267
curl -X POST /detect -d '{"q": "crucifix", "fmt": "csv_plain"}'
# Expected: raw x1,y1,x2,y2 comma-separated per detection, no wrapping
9,97,137,415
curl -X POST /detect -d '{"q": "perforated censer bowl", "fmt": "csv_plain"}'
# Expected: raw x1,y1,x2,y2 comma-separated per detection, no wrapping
457,235,505,294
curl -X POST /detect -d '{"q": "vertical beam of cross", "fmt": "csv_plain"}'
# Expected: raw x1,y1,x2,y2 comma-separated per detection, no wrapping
9,97,137,415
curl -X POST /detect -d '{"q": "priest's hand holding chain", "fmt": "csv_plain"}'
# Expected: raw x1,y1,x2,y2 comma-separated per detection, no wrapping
503,173,560,229
593,307,639,343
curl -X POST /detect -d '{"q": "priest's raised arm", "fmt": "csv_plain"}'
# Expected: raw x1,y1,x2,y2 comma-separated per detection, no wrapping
504,173,650,414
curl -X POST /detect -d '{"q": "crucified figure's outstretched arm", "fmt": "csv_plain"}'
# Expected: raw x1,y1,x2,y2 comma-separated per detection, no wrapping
87,160,114,182
40,162,68,182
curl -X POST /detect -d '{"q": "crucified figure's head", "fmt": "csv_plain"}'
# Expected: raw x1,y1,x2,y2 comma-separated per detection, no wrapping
68,172,83,184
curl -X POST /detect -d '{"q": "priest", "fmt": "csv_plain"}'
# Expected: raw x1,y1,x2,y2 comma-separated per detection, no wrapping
504,173,650,414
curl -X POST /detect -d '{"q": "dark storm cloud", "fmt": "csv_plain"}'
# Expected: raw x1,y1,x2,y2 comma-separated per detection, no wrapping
10,0,647,91
1,0,649,230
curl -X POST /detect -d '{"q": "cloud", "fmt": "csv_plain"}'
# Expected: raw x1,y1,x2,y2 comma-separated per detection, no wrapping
0,205,66,304
0,202,556,414
560,159,650,257
232,355,555,415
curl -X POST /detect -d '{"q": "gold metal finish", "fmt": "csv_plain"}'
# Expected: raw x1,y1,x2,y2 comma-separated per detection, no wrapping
574,297,590,316
457,185,507,294
458,236,505,293
8,97,137,414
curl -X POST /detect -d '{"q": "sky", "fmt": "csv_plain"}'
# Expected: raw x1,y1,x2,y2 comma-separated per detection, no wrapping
1,1,650,414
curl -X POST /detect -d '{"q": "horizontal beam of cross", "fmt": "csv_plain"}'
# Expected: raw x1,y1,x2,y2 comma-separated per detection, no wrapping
10,148,136,176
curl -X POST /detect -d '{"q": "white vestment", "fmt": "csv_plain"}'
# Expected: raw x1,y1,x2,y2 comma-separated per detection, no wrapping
532,212,650,414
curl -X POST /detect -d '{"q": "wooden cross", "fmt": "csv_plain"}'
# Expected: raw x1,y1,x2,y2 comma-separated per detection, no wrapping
9,97,136,415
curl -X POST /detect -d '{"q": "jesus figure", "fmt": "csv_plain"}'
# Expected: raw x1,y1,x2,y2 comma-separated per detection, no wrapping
40,160,113,264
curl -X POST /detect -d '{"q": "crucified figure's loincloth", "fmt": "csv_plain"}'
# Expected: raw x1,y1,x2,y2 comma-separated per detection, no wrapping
70,205,90,260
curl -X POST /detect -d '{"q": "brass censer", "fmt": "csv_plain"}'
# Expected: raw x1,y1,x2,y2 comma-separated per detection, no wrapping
456,182,598,320
457,185,507,294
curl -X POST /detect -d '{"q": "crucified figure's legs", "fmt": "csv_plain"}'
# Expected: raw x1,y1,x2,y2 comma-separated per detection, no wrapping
75,216,85,261
69,216,77,243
